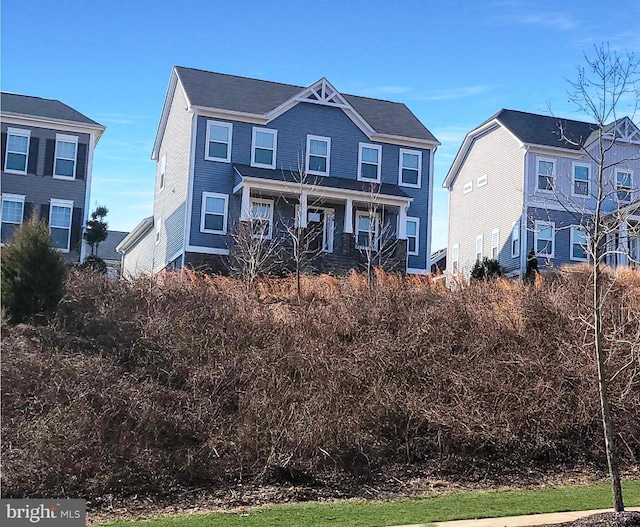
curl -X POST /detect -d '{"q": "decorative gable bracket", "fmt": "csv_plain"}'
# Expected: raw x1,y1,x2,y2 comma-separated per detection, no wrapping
604,116,640,144
293,78,350,108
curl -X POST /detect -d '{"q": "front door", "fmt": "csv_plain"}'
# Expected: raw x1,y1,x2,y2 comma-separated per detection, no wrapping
307,209,325,253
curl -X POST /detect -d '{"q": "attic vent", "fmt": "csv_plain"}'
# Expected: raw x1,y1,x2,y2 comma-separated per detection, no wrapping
296,78,349,108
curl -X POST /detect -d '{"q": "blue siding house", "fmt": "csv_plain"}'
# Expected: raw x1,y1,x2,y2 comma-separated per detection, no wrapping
119,67,439,276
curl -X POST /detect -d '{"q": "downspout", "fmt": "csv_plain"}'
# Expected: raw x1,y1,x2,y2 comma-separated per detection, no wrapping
426,146,437,273
80,131,96,262
520,146,529,275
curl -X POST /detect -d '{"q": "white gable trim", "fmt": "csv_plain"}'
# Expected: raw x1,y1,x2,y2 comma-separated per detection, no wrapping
152,68,181,160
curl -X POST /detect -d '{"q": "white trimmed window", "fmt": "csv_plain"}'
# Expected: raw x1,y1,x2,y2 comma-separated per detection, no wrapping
356,210,379,250
491,228,499,259
1,194,25,244
5,128,30,174
159,154,166,191
399,149,421,188
358,143,381,182
49,199,73,252
475,234,483,261
537,157,555,192
463,181,472,194
201,192,228,234
306,135,330,176
205,120,232,162
477,174,488,187
571,226,588,261
252,128,277,169
534,221,555,257
250,198,274,240
406,217,419,256
616,169,632,202
155,217,162,244
451,244,459,274
572,163,590,197
511,221,520,258
54,134,78,179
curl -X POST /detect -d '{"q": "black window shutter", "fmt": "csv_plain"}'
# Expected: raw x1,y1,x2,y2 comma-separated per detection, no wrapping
70,207,83,252
40,204,50,225
27,137,39,175
76,143,87,180
1,133,6,171
23,202,35,222
44,139,55,176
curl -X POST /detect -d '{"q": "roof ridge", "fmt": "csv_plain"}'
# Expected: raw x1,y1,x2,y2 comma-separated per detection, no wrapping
498,107,596,127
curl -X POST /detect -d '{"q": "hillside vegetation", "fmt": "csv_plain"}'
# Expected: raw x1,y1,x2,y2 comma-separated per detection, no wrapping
2,268,639,499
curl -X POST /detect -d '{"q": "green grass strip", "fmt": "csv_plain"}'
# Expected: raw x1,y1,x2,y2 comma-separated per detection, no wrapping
101,479,640,527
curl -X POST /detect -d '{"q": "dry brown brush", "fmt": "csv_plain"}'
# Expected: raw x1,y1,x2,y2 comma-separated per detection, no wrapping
2,267,639,498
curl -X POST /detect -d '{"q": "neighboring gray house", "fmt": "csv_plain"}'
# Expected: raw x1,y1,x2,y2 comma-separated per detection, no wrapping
444,109,640,277
118,66,439,277
1,92,106,262
96,229,129,277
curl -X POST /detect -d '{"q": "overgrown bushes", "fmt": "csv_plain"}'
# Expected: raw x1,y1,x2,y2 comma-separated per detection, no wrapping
2,268,639,499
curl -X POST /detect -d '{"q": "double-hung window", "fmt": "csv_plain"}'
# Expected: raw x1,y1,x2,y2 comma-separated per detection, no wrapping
306,135,330,175
451,244,459,274
571,226,588,261
49,199,73,252
616,170,632,202
537,158,555,192
491,229,499,259
535,221,555,257
358,143,381,182
511,221,520,258
5,128,30,174
572,163,590,197
406,217,419,255
1,194,25,244
201,192,228,234
159,154,166,191
252,128,277,169
205,121,232,162
475,234,483,261
356,211,379,250
54,134,78,179
250,198,274,240
399,149,421,187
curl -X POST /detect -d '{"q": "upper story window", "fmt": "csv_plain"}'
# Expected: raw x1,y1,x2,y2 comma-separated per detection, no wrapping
478,174,488,187
250,198,274,240
475,234,483,261
535,221,555,257
572,163,590,197
463,181,472,194
252,128,277,169
306,135,330,176
406,217,419,255
511,221,520,258
155,217,162,245
399,149,422,188
5,128,30,174
53,134,78,180
616,169,632,202
358,143,381,182
1,194,25,245
537,157,555,192
200,192,228,235
491,228,499,259
451,244,459,274
159,154,166,191
49,199,73,252
205,120,232,163
571,226,588,261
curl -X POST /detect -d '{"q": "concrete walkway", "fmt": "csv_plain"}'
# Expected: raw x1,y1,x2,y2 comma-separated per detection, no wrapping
392,506,640,527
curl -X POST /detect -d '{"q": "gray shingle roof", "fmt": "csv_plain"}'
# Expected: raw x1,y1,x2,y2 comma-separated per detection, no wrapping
175,66,437,143
1,92,103,127
96,230,129,262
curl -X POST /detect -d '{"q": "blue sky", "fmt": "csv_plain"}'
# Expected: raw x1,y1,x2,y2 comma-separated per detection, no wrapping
3,0,639,253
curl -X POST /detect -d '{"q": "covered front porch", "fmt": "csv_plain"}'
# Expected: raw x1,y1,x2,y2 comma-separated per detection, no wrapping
606,215,640,268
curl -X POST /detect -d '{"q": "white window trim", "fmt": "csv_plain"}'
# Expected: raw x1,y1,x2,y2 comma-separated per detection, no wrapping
477,174,488,187
49,198,73,253
491,228,500,259
1,193,26,246
159,153,166,191
475,234,483,261
155,217,162,245
571,162,591,198
204,120,232,163
200,191,229,235
357,143,382,183
4,128,31,175
251,127,278,170
398,148,422,188
305,134,331,176
570,226,589,262
536,156,556,194
53,133,78,180
534,220,555,258
250,197,274,240
406,216,420,256
511,221,520,258
463,181,473,194
615,168,633,203
451,243,459,274
355,210,380,250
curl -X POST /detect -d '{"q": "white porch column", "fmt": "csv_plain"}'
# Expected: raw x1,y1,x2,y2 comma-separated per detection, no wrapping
344,198,353,233
619,221,629,266
398,205,408,240
240,185,251,221
300,192,308,229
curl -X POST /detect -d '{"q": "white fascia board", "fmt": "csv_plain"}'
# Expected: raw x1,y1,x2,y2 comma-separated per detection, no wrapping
152,68,180,160
371,133,440,150
191,105,268,125
1,114,106,143
526,143,583,158
185,245,230,255
116,217,154,253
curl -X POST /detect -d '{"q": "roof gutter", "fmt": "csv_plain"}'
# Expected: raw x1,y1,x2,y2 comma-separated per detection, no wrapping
116,217,154,254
